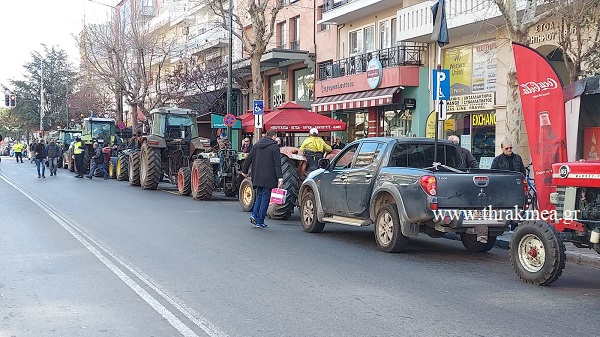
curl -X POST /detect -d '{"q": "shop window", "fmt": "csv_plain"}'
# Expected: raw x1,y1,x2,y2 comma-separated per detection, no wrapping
294,68,314,103
269,74,286,108
445,112,496,165
383,106,412,137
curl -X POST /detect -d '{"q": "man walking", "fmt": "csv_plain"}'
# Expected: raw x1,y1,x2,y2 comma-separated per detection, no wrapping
86,142,109,180
241,129,283,228
73,135,86,178
33,139,47,178
13,141,24,163
491,140,526,176
45,139,61,176
448,135,478,168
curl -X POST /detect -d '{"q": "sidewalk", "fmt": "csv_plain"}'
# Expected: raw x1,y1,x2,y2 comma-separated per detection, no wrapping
495,232,600,269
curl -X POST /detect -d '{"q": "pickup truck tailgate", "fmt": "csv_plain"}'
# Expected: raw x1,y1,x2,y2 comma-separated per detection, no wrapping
434,170,525,209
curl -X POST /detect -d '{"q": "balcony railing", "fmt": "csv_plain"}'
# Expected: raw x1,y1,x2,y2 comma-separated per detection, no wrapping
317,44,426,81
323,0,360,13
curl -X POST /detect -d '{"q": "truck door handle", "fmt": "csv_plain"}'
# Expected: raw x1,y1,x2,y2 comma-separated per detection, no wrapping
365,174,373,179
339,174,348,180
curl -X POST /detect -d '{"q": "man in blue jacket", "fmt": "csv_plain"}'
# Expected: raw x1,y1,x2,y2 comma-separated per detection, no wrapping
241,129,283,228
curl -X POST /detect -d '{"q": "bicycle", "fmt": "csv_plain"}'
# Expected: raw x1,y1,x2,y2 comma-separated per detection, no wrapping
525,163,538,210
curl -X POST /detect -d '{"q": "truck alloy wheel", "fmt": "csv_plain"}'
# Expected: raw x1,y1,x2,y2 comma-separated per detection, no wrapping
300,191,325,233
510,220,566,286
374,204,409,253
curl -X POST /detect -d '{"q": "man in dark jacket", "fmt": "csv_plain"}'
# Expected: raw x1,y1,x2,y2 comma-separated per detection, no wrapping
86,142,109,180
45,139,61,176
491,140,526,176
33,139,46,178
241,129,283,228
448,135,478,168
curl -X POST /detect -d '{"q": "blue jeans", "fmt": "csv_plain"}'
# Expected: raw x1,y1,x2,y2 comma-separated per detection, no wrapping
88,161,108,178
252,186,272,225
35,158,46,176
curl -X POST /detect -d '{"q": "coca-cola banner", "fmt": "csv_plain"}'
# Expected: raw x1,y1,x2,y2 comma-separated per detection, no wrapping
512,42,567,212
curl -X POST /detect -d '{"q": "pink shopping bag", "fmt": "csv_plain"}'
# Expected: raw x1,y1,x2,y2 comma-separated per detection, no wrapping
270,188,288,205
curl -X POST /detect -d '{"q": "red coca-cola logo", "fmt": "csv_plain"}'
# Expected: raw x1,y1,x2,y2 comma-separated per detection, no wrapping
520,78,558,95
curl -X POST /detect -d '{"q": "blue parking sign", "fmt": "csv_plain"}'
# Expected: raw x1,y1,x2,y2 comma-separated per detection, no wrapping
432,69,450,101
253,100,264,115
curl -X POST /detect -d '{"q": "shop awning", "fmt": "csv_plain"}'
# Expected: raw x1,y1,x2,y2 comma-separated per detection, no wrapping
311,87,401,112
242,102,347,133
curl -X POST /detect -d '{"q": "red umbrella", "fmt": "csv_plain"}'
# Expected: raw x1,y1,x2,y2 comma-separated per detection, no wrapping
242,102,346,133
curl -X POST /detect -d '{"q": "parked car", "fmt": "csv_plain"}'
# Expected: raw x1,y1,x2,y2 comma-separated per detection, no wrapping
299,137,525,253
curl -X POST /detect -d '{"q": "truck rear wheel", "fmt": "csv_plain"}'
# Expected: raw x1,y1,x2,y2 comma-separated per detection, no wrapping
238,177,255,212
116,154,128,181
461,233,497,252
267,156,299,220
177,167,191,196
300,191,325,233
191,159,214,200
140,143,161,190
374,204,409,253
128,151,141,186
510,220,566,286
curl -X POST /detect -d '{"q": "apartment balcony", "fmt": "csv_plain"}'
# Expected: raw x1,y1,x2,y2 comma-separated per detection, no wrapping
397,0,527,42
317,44,426,81
186,28,229,55
276,40,301,51
320,0,399,25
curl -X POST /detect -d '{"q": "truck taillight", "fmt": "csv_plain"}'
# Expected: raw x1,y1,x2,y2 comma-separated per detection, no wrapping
420,175,437,196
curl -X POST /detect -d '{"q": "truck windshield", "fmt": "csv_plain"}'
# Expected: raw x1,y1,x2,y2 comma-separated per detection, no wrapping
390,143,461,168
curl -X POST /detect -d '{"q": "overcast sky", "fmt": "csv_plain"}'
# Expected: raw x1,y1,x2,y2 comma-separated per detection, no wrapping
0,0,113,88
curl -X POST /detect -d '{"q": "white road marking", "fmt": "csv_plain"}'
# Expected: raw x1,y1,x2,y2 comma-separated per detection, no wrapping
1,174,229,337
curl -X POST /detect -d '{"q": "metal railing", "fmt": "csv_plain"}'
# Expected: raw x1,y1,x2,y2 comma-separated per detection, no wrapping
317,44,427,81
323,0,361,13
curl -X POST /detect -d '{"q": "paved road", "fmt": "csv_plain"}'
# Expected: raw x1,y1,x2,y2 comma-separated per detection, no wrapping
1,158,599,337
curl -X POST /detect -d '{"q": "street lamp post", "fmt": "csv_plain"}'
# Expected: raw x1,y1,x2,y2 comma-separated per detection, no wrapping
226,0,233,139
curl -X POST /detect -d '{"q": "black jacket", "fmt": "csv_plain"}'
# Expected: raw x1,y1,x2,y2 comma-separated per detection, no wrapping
459,147,479,168
491,153,525,176
33,143,45,159
242,137,282,188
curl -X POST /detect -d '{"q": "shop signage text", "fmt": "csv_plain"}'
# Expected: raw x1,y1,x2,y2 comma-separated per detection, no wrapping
472,113,496,126
446,92,495,113
366,58,383,89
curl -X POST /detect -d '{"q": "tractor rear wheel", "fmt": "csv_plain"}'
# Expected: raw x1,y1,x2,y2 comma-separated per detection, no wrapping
267,156,299,220
191,159,214,200
238,177,255,212
128,151,141,186
510,220,566,286
116,154,128,181
177,167,191,196
140,143,162,190
108,157,118,179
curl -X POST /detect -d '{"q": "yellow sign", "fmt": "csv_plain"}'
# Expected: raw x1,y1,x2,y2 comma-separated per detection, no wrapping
446,92,495,113
425,111,454,138
444,46,472,96
472,113,496,126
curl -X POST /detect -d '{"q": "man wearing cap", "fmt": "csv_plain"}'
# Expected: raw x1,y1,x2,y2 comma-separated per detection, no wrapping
300,128,332,171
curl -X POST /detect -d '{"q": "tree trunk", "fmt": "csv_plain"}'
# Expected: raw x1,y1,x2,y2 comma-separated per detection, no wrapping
504,33,529,155
251,50,264,141
129,103,138,136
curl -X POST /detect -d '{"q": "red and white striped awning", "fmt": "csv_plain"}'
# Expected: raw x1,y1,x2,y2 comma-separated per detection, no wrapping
311,87,400,113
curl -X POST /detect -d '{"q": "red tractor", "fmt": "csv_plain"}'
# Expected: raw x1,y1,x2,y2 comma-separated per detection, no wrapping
510,76,600,285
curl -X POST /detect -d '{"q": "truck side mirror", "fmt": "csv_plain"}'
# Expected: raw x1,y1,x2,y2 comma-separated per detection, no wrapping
318,158,330,169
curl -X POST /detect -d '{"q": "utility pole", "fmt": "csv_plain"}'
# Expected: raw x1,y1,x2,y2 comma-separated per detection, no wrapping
40,59,44,134
226,0,234,139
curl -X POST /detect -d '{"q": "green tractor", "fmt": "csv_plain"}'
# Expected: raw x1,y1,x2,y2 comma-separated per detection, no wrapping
129,107,213,193
75,117,120,175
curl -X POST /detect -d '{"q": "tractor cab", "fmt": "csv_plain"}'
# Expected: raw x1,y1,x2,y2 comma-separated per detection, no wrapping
150,108,198,141
82,117,117,146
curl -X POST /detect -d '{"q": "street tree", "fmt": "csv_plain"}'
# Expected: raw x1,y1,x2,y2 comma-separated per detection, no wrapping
10,46,77,132
80,11,178,134
68,77,113,124
209,0,285,102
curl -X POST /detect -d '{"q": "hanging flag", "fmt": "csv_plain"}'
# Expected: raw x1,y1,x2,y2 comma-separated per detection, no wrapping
512,42,567,212
431,0,449,47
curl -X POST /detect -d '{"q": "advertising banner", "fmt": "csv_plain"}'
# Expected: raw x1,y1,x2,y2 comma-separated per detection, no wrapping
444,45,472,96
512,42,567,212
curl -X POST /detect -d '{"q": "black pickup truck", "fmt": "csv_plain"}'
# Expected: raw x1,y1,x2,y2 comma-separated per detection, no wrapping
299,137,525,253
